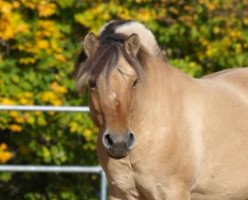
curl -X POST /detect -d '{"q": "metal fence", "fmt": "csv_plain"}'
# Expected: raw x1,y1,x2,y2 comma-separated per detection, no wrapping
0,105,107,200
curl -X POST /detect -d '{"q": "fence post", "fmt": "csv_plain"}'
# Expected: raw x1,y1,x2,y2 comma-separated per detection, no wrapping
101,171,107,200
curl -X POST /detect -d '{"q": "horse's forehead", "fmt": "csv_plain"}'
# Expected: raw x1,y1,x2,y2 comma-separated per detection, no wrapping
117,57,137,77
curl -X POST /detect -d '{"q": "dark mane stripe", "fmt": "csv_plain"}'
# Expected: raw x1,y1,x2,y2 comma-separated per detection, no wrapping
99,20,132,41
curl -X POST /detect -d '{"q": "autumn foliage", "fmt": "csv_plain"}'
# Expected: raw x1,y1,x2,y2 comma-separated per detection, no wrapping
1,0,248,199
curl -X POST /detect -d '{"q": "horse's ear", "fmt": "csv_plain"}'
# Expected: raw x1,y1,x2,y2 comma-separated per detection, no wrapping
124,34,140,57
83,32,99,57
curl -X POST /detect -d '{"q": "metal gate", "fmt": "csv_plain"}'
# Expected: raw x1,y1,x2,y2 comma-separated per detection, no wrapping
0,105,107,200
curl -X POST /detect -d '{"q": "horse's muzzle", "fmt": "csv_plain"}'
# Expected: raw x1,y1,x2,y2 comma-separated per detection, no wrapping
102,131,135,159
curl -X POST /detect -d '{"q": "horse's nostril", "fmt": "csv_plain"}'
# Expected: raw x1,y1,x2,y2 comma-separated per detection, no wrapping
128,132,135,149
103,133,113,149
105,134,113,146
129,132,134,140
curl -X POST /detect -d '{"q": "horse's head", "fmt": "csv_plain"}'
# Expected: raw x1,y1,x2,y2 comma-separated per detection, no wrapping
75,32,146,159
75,20,162,159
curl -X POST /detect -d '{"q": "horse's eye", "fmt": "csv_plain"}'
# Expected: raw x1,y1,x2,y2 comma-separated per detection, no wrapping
132,79,138,88
89,80,97,89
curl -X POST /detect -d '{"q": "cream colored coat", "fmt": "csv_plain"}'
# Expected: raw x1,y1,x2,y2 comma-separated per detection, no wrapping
78,21,248,200
94,57,248,200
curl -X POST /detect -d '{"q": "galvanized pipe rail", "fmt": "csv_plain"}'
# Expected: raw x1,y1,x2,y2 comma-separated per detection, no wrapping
0,105,90,112
0,105,107,200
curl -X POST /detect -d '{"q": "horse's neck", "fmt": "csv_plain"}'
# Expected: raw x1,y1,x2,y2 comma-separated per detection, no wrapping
132,58,194,129
129,58,197,171
145,58,193,105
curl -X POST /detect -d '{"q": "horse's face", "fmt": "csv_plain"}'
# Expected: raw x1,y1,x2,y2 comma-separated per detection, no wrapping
83,33,141,159
90,58,138,159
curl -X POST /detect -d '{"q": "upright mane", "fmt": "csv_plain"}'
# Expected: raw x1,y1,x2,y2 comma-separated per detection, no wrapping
75,20,162,91
100,20,163,59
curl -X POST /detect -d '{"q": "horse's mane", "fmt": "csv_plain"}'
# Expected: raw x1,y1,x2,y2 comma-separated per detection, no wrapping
100,20,163,59
75,20,162,91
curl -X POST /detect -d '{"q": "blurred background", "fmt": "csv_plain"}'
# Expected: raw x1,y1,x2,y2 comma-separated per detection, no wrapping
1,0,248,199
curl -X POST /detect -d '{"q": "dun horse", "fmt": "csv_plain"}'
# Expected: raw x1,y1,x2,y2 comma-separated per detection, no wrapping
75,20,248,200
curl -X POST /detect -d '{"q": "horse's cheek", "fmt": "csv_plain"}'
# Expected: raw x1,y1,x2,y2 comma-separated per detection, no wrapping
89,93,102,127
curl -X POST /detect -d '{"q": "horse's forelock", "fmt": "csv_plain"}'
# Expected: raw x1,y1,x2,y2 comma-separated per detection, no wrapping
75,34,147,91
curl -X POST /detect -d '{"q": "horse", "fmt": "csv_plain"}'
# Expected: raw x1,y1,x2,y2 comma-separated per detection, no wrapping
75,20,248,200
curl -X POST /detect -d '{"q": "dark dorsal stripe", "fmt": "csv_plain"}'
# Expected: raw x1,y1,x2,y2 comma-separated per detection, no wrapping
99,20,132,41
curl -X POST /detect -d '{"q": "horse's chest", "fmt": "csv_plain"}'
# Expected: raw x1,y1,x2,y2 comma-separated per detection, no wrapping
111,167,166,199
111,170,135,191
107,159,137,192
106,154,169,199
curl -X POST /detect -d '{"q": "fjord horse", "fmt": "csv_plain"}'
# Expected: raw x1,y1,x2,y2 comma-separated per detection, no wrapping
75,20,248,200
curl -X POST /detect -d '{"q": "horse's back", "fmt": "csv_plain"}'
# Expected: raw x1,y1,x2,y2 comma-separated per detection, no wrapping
202,67,248,99
192,67,248,200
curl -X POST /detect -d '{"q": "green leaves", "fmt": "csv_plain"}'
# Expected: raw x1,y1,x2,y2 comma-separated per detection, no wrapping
1,0,248,199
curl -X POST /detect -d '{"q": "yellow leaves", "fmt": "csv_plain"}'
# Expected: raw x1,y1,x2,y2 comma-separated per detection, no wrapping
136,9,155,22
19,97,29,105
41,146,51,160
52,99,62,106
0,151,13,163
83,129,93,139
206,46,218,58
24,113,34,124
50,82,68,94
38,82,68,106
40,91,56,101
0,1,12,13
0,97,16,105
0,1,29,40
55,54,66,62
37,1,56,17
0,143,8,151
213,26,221,34
12,1,21,9
82,127,97,150
207,2,218,11
24,92,33,98
69,122,79,133
37,40,49,49
16,92,34,105
40,91,63,106
0,18,14,40
243,18,248,25
0,143,13,163
37,115,47,126
20,0,37,9
12,111,24,124
9,124,22,132
37,20,58,37
75,3,130,32
16,23,29,33
13,18,63,62
19,57,36,65
26,115,35,125
9,111,18,118
9,111,24,124
35,111,42,116
8,111,35,125
20,0,56,17
14,116,25,124
229,30,242,40
51,40,62,53
234,43,242,54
